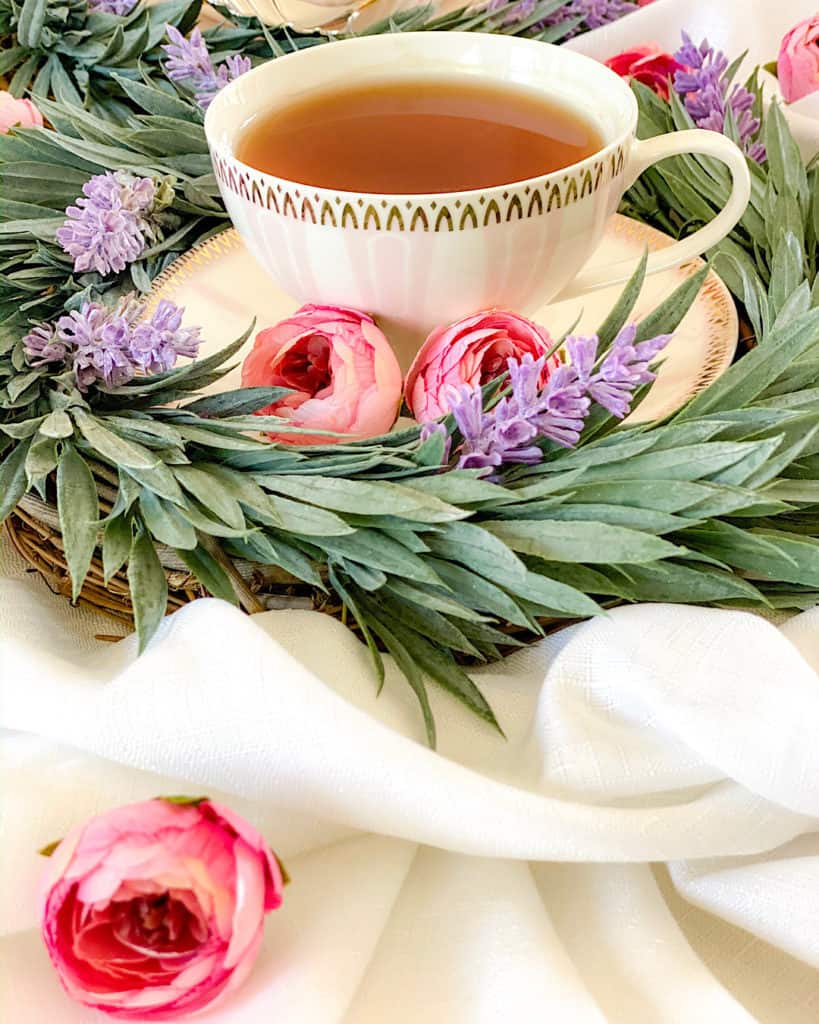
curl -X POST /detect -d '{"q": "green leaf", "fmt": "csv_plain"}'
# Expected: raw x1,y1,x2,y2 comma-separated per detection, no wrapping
375,620,502,735
385,579,489,623
426,558,534,630
73,410,159,470
534,502,690,535
103,515,133,584
57,446,100,602
681,309,819,418
318,531,443,587
635,265,709,343
485,520,680,565
113,74,200,120
559,442,754,484
769,232,806,316
596,248,648,351
139,489,198,549
174,465,246,530
39,409,74,439
181,387,292,418
680,521,805,581
773,280,812,330
504,568,602,617
372,589,481,657
565,479,714,513
17,0,48,48
158,795,208,806
129,524,169,653
0,439,32,524
764,102,809,207
176,545,239,605
408,471,517,508
124,462,187,506
426,521,528,591
326,564,384,693
609,561,765,605
25,433,59,488
260,475,467,523
267,495,353,536
176,499,253,538
338,558,387,591
0,47,26,77
368,616,436,746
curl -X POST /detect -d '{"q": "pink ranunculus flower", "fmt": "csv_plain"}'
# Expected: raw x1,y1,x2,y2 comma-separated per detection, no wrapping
241,304,402,444
405,309,560,422
0,90,43,133
605,44,685,101
778,15,819,104
40,798,285,1020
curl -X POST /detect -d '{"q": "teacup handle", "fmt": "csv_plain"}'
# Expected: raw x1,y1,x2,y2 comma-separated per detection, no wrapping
556,129,752,300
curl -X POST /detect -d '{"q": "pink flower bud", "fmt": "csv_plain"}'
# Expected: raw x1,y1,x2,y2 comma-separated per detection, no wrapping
0,91,43,133
242,304,402,444
40,799,284,1020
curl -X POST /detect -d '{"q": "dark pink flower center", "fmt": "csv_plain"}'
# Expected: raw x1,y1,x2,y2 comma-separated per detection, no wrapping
111,894,206,954
278,335,332,395
478,337,516,384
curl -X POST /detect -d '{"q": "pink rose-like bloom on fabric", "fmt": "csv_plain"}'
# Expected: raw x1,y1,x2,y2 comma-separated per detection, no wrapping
0,91,43,133
40,799,284,1020
605,44,685,101
778,15,819,104
405,310,560,421
241,304,402,444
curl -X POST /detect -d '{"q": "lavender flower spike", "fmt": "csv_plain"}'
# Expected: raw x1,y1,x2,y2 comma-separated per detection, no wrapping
87,0,139,14
23,323,69,368
583,323,672,419
56,172,156,277
22,298,201,392
163,26,251,110
673,32,765,162
540,0,636,35
436,321,675,479
509,352,591,449
55,304,136,390
129,299,202,375
450,386,505,471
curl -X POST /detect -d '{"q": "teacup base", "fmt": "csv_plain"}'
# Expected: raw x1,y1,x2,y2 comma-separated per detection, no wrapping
146,216,737,427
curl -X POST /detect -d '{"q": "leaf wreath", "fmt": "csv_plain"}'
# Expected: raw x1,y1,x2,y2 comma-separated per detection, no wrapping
1,8,818,744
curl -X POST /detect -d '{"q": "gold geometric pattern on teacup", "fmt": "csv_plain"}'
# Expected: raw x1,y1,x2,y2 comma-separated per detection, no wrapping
212,145,628,232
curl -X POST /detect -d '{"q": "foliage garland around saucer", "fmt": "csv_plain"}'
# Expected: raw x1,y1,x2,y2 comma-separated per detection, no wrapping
2,12,819,744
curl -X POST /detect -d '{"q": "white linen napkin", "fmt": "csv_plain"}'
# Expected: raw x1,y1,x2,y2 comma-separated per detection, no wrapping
1,529,818,1023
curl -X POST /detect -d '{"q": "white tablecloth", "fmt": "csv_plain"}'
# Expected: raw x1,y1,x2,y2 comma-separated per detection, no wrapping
1,527,818,1023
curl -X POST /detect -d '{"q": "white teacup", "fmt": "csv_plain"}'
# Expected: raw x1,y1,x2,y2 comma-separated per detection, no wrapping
205,32,751,368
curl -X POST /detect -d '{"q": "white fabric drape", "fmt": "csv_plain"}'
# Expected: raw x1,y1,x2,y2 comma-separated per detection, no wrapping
1,528,818,1023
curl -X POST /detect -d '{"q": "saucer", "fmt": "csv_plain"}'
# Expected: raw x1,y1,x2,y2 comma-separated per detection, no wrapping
147,214,737,425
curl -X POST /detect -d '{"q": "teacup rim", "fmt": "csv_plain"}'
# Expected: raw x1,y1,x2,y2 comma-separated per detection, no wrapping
205,31,638,205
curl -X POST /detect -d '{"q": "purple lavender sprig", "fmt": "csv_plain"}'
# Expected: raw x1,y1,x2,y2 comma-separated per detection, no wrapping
22,299,201,392
673,33,766,162
441,324,671,476
162,26,251,110
87,0,139,14
56,172,159,278
487,0,638,36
